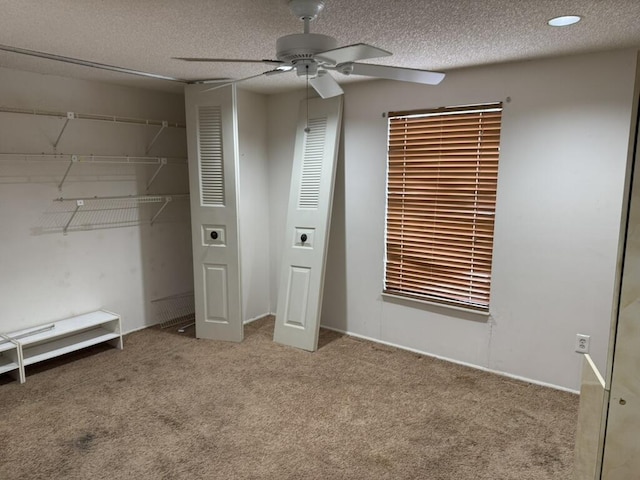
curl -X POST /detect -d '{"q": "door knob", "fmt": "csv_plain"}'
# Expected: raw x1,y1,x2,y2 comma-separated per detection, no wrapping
300,233,308,243
210,231,219,240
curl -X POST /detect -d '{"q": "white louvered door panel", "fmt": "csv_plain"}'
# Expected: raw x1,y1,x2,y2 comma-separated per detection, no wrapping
273,96,343,351
198,106,225,206
185,84,243,342
297,117,327,209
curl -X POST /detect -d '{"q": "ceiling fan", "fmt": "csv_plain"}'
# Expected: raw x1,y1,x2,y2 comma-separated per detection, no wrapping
175,0,445,98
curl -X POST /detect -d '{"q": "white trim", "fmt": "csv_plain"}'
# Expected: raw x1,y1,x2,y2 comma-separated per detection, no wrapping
123,323,157,335
320,324,579,395
583,353,606,388
123,312,274,335
243,313,273,325
381,292,491,317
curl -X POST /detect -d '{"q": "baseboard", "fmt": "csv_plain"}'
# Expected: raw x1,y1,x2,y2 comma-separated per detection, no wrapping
244,313,273,325
320,324,580,395
125,313,273,335
124,323,159,335
125,317,578,394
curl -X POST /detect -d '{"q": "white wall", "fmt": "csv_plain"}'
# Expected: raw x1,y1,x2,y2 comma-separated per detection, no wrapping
0,67,193,334
267,92,300,311
237,89,272,321
2,48,637,390
267,49,639,391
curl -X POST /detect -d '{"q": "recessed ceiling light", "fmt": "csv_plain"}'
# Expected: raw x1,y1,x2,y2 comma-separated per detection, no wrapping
548,15,582,27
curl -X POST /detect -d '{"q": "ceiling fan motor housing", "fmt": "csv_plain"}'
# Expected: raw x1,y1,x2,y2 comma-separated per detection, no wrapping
276,33,337,64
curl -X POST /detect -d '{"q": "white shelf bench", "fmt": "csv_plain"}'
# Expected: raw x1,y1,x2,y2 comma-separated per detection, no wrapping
1,310,123,384
0,335,23,383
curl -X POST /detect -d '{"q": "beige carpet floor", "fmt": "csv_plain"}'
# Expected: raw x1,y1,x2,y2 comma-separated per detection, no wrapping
0,317,578,479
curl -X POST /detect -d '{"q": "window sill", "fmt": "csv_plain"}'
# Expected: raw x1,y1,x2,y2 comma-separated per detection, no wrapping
381,292,491,319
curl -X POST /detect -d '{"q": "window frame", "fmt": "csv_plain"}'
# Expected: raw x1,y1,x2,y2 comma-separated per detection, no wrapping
383,102,503,313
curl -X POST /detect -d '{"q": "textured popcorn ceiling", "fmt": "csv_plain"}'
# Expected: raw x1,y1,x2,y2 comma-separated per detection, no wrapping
0,0,639,94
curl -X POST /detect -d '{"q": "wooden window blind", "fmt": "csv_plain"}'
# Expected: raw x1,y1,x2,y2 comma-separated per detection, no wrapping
385,103,502,312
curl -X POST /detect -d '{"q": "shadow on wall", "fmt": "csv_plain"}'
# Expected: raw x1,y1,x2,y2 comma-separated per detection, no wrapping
137,126,194,328
321,132,347,331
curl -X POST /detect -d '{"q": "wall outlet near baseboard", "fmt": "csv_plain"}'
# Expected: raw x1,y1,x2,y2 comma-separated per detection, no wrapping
575,334,590,354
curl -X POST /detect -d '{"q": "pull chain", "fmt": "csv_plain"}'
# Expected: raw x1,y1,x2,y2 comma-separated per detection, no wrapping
304,64,310,133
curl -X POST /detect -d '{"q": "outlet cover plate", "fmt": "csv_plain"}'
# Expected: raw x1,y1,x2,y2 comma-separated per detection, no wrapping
575,334,590,354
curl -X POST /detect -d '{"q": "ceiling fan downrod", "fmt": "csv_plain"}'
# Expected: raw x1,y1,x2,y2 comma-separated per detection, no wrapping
277,0,335,70
288,0,325,33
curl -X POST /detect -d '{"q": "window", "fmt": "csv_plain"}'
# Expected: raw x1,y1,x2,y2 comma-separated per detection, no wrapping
384,103,502,312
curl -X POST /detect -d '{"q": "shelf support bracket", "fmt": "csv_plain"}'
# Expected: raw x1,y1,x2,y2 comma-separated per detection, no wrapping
54,112,75,149
146,120,168,154
146,157,167,191
151,196,172,225
63,199,84,235
58,154,79,191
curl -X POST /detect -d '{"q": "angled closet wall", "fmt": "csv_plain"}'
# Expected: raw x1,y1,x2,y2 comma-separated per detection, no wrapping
0,66,193,334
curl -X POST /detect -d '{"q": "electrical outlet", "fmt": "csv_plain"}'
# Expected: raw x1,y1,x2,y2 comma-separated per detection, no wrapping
575,334,590,354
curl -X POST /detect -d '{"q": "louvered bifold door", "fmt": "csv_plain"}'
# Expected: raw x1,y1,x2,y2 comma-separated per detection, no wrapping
184,84,243,342
273,96,343,351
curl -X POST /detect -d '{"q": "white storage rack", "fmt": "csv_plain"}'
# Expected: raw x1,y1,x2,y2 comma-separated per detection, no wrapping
0,310,123,384
0,335,22,383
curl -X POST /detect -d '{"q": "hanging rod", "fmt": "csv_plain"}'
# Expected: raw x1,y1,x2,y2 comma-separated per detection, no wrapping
0,105,186,128
0,153,187,191
0,153,187,165
54,193,189,203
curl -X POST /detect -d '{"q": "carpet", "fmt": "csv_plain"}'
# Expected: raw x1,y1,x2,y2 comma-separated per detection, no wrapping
0,317,578,479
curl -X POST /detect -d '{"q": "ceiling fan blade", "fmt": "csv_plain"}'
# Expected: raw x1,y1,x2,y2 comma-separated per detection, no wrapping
173,57,283,65
198,68,288,92
315,43,391,66
347,63,445,85
309,71,344,99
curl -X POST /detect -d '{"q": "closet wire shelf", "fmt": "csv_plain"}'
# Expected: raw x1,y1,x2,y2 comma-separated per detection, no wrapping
0,105,186,154
152,291,195,330
0,154,187,190
32,194,190,235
